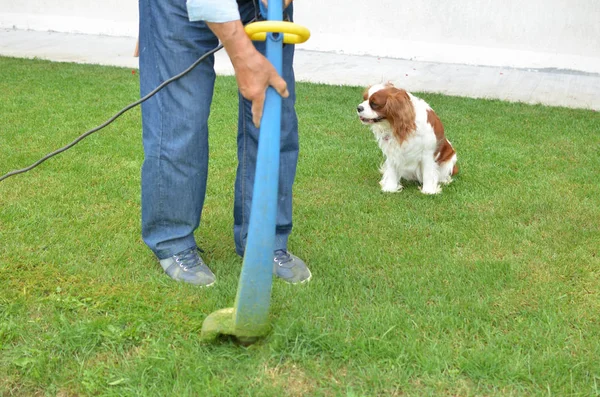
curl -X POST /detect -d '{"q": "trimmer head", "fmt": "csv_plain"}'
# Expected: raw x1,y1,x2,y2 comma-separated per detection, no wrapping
200,307,270,345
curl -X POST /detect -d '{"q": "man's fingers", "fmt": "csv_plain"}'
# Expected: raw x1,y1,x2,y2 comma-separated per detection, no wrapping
270,74,289,98
251,93,265,128
250,74,288,127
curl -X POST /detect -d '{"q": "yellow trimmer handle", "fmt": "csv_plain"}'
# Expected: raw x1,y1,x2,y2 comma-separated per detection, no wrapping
244,21,311,44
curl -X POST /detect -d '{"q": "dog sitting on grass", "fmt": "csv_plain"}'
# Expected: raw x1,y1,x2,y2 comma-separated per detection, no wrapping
357,83,458,194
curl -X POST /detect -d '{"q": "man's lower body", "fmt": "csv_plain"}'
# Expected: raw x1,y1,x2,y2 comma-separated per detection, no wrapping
138,0,310,285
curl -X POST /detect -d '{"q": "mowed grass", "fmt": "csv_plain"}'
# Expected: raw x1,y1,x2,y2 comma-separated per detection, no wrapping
1,56,599,396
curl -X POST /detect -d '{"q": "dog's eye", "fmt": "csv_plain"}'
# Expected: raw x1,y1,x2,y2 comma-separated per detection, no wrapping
370,101,380,110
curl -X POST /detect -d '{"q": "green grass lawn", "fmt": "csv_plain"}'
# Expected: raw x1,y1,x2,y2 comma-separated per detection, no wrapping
1,56,599,396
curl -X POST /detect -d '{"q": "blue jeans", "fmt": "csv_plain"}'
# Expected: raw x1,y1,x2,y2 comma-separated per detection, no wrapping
139,0,298,259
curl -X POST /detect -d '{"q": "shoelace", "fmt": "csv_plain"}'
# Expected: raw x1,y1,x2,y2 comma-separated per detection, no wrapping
274,249,292,265
174,247,204,271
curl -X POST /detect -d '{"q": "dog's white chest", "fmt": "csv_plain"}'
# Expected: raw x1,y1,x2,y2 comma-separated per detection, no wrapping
372,124,435,182
375,130,422,161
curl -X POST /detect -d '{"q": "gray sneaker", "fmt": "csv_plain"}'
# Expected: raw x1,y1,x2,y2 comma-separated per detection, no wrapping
273,250,312,284
159,247,216,287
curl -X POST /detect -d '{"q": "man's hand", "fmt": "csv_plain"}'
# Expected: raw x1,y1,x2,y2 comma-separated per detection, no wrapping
208,20,288,127
231,48,288,128
261,0,294,8
206,0,295,127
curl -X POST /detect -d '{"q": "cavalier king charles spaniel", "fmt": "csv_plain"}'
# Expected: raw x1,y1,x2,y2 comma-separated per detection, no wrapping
357,83,458,194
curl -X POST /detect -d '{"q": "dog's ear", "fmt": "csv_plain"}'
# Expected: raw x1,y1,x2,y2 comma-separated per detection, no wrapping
385,89,416,143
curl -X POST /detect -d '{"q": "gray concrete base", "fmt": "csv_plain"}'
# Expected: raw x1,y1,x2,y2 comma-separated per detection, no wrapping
1,28,598,110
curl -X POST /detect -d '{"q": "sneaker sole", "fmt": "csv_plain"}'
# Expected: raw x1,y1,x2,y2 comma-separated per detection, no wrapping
280,269,312,285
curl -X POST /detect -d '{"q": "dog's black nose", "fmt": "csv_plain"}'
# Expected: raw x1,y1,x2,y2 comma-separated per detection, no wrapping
357,105,364,113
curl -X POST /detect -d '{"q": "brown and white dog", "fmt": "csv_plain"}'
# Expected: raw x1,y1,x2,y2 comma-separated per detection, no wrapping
357,83,458,194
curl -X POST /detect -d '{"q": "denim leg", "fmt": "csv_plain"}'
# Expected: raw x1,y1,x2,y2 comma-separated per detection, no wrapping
233,3,299,256
139,0,219,259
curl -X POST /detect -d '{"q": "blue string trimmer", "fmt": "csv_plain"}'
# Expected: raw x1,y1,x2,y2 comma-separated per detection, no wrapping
200,2,310,344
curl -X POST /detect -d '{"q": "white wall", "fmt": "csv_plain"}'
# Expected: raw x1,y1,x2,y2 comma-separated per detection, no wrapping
1,0,599,73
296,0,600,73
0,0,138,37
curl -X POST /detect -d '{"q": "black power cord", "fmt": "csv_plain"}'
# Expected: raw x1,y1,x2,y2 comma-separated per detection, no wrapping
0,43,224,183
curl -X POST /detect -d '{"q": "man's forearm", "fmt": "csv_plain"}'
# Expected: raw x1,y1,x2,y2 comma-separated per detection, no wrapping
207,20,254,69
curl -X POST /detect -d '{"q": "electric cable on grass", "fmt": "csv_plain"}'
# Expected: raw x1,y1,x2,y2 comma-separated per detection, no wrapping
0,43,223,183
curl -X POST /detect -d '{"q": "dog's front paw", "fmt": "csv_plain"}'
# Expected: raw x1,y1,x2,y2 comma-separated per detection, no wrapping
380,181,403,193
440,177,453,185
420,185,441,195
